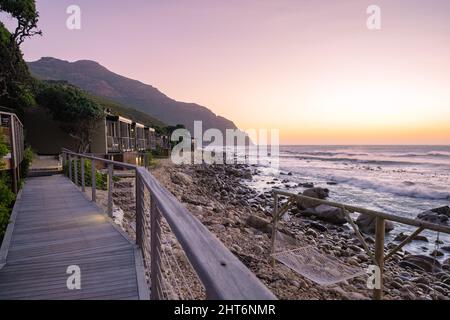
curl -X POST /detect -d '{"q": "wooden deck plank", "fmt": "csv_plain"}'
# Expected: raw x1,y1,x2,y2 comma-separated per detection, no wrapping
0,175,148,300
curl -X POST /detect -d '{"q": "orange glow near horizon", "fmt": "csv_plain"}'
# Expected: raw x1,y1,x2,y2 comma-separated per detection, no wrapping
17,0,450,145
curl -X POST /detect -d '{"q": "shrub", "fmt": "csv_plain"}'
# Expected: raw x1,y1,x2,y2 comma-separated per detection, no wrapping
64,158,107,190
0,176,15,238
145,151,157,168
19,146,34,188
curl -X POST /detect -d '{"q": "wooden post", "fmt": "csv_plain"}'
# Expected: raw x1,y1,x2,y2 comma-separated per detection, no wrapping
74,157,78,186
144,153,148,169
81,157,85,192
270,192,279,267
374,217,385,300
135,173,143,247
107,163,113,218
91,159,96,202
68,156,73,181
62,153,67,176
150,193,162,300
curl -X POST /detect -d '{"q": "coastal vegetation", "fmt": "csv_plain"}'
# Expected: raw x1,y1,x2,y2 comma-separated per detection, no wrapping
0,133,14,239
35,82,104,153
0,0,39,111
0,0,40,240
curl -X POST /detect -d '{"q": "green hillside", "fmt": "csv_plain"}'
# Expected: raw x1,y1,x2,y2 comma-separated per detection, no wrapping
88,94,166,129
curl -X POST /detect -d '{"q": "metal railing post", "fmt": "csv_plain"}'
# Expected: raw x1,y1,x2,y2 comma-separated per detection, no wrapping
374,217,385,300
62,153,67,176
270,192,279,267
74,156,78,186
107,163,114,218
68,155,73,181
91,159,96,202
81,157,85,192
135,172,143,247
150,194,162,300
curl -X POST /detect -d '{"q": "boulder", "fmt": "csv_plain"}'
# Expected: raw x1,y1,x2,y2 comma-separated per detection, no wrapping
297,187,329,209
246,215,272,234
393,232,428,242
302,204,347,225
170,172,193,185
431,250,444,257
399,255,442,273
355,213,394,234
302,187,329,199
416,206,450,226
308,222,328,232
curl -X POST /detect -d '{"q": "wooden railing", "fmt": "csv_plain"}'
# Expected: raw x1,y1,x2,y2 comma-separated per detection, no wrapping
271,189,450,300
61,149,276,300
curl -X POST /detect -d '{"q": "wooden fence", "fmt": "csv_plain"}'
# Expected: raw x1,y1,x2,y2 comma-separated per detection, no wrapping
271,189,450,300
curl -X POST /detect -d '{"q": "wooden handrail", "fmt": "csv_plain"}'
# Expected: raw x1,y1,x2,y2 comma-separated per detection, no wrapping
61,149,276,300
271,189,450,300
273,189,450,234
137,167,276,299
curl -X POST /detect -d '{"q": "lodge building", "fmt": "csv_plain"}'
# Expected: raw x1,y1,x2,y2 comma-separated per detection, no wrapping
24,107,170,164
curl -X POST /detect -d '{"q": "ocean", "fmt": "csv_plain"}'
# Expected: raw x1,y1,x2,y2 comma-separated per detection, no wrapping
246,145,450,257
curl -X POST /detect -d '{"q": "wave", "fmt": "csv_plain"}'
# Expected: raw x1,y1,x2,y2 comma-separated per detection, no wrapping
281,154,426,166
330,175,450,201
392,151,450,158
282,150,369,157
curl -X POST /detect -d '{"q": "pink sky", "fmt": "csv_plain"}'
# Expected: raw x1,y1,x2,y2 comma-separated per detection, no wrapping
5,0,450,144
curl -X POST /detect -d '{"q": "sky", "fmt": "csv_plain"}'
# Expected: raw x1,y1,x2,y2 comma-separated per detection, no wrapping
3,0,450,144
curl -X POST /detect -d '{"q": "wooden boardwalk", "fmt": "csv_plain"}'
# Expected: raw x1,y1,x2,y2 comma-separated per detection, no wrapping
0,175,148,300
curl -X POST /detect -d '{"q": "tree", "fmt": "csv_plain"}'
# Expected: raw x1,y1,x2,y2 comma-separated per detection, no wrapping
36,82,104,153
0,0,42,45
0,0,41,110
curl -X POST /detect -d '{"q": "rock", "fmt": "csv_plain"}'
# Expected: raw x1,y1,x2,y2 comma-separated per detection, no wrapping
355,213,394,234
302,204,347,225
297,187,330,210
170,172,193,185
308,222,328,232
326,181,338,185
416,206,450,226
441,246,450,253
411,277,429,285
305,229,318,238
301,183,314,188
181,195,206,206
393,232,428,242
399,255,442,273
431,250,444,257
302,187,329,199
414,235,429,242
231,244,242,252
394,233,408,242
246,215,272,234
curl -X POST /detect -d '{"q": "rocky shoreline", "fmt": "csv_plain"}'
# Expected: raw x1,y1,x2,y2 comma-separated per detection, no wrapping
111,160,450,300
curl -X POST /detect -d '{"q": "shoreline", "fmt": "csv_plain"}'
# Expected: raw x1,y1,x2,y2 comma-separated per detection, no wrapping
146,160,450,300
93,159,450,300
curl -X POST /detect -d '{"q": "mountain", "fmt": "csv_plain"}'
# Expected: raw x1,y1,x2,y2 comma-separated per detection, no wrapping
88,94,166,129
27,57,238,134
